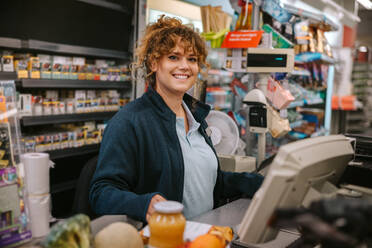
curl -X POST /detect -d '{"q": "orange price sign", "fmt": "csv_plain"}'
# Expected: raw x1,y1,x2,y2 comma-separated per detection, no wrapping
221,31,263,48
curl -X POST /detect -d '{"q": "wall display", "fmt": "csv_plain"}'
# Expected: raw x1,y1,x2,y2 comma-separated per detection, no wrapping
0,81,32,247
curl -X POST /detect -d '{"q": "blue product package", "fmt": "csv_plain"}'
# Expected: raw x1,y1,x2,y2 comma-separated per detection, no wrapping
262,0,292,23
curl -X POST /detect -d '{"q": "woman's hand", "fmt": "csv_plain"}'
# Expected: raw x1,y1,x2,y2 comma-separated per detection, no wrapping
146,194,167,222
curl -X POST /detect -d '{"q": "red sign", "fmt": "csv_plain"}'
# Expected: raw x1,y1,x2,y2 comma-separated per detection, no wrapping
221,31,263,48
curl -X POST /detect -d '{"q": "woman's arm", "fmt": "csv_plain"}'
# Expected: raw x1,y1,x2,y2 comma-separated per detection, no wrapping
89,115,161,222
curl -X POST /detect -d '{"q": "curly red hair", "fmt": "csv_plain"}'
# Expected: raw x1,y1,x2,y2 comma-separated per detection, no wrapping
134,15,208,87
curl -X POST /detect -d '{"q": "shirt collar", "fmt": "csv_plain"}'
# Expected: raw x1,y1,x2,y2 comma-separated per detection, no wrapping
182,101,200,133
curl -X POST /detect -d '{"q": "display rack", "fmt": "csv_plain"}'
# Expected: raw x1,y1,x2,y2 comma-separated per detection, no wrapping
0,37,131,60
17,79,131,89
21,112,117,126
46,144,100,160
295,52,335,64
0,72,17,80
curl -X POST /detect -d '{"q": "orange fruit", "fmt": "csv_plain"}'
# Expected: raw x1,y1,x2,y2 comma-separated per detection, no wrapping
189,234,225,248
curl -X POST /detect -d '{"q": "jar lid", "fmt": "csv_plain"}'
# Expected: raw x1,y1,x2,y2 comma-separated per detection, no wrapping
154,201,184,214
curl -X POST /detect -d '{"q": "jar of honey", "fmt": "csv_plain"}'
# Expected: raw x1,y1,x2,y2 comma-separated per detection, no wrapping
148,201,186,248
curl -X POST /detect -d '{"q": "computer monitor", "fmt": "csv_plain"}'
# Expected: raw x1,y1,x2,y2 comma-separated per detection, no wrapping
238,135,354,245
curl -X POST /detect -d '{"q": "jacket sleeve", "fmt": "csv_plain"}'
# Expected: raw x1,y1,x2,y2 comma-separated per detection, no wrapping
89,114,158,223
221,171,264,199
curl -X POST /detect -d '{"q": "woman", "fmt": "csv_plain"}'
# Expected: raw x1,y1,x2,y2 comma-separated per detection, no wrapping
89,16,263,223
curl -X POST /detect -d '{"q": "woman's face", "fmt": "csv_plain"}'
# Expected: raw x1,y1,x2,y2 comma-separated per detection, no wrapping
152,43,199,97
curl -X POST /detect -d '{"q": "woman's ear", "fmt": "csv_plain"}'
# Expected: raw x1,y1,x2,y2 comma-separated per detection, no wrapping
150,60,158,72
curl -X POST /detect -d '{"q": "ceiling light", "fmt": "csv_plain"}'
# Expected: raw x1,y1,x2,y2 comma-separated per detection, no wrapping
357,0,372,9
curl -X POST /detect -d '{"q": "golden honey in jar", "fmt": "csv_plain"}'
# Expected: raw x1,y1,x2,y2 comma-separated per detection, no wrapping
148,201,186,248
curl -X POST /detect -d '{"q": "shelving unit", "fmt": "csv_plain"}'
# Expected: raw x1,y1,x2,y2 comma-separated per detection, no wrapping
17,79,131,89
295,52,335,64
0,0,136,219
0,72,17,80
345,62,371,133
46,144,100,160
21,112,117,126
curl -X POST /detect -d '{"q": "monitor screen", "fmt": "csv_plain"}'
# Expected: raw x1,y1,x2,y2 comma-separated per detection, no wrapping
238,135,354,245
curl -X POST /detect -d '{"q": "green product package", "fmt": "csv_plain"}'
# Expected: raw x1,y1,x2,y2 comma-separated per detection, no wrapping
262,24,294,49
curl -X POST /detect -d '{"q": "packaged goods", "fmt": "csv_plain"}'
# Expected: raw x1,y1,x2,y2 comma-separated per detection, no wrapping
294,20,310,46
27,57,41,79
265,77,295,109
262,24,293,48
52,56,65,79
1,53,14,72
14,54,29,78
39,54,52,79
61,57,72,79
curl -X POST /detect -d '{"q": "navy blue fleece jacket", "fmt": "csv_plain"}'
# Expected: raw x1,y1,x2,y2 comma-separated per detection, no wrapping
89,87,264,222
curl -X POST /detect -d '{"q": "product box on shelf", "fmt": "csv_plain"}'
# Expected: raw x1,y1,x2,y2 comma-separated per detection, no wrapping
14,54,29,79
39,54,52,79
1,54,14,72
52,56,64,79
72,57,85,80
62,57,72,79
86,64,95,80
28,57,41,79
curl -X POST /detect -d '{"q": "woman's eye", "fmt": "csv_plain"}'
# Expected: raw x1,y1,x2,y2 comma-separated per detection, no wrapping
188,57,197,62
168,55,178,60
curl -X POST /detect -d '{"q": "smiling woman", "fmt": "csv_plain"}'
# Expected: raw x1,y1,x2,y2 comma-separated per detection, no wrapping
89,15,264,224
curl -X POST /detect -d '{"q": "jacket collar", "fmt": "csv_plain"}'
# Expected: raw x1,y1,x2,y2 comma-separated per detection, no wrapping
145,86,211,123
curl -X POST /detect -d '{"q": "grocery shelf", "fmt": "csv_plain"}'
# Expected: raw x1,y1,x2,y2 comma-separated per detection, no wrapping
18,79,131,89
282,3,339,31
295,52,335,64
47,144,100,160
0,72,17,80
0,37,22,49
21,112,117,126
287,98,324,109
0,37,132,60
25,39,131,60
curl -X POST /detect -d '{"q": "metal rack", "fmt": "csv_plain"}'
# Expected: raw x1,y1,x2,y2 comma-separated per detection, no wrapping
0,37,131,60
21,112,117,126
17,78,131,89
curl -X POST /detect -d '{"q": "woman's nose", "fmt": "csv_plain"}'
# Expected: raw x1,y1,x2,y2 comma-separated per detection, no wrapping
178,57,189,69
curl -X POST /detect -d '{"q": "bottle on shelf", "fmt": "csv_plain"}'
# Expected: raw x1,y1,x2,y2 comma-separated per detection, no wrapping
235,0,252,31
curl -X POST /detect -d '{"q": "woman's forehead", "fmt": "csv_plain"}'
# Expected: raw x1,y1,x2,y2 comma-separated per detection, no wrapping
169,44,196,55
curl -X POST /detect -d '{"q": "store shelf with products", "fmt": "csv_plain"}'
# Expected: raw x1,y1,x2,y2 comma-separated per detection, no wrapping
17,78,131,89
46,144,100,160
295,52,335,64
21,111,117,126
0,72,17,80
0,37,131,60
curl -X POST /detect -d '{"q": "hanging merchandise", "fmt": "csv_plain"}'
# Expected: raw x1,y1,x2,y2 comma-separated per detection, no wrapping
267,105,291,138
264,76,295,110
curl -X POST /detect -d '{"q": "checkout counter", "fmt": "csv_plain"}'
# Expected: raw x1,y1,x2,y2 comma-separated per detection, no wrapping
19,135,372,248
